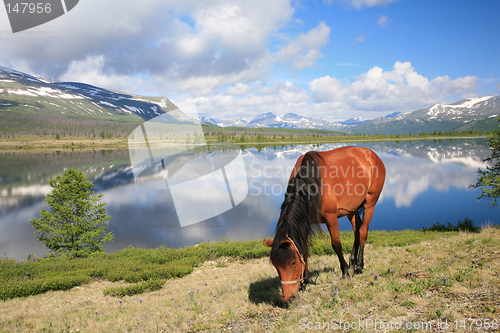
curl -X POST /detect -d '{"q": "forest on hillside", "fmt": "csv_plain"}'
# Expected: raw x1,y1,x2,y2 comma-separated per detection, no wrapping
0,112,140,139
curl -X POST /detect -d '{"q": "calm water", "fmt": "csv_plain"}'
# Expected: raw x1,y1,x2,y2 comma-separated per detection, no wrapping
1,138,498,260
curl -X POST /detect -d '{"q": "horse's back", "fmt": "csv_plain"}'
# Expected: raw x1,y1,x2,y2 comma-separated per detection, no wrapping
316,146,385,215
319,146,381,166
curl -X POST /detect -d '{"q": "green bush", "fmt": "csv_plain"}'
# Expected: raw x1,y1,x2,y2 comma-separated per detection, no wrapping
421,218,480,233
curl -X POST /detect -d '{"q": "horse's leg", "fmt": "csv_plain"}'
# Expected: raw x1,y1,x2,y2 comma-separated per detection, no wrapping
324,213,349,278
347,210,362,275
354,206,374,275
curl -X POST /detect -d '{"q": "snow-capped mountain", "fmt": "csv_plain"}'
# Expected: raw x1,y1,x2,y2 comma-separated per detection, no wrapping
201,112,349,131
349,96,499,135
337,117,369,126
0,66,177,120
199,116,250,127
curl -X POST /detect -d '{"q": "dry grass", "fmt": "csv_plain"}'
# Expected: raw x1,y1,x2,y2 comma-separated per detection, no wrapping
1,228,498,332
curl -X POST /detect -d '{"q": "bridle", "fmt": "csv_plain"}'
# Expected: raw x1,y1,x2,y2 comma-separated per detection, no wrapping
280,235,306,286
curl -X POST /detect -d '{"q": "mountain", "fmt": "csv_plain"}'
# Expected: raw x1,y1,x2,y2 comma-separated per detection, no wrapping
385,112,402,119
199,116,250,127
0,66,177,122
201,112,349,131
337,117,369,126
348,96,500,135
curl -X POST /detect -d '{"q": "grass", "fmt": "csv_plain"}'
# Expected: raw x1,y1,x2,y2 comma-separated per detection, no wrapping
1,227,498,332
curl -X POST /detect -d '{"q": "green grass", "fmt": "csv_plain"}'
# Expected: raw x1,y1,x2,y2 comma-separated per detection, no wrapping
0,230,459,300
1,227,499,332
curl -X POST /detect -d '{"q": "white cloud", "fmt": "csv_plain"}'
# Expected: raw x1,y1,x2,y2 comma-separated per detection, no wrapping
181,81,310,119
354,33,368,43
309,76,345,102
173,61,479,122
274,21,331,69
377,15,389,27
309,61,478,115
59,55,144,93
0,0,296,95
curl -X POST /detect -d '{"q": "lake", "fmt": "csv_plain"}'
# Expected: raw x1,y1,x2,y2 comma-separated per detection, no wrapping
1,138,498,260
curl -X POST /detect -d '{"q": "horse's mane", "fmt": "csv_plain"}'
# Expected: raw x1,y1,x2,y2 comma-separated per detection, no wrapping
270,151,323,267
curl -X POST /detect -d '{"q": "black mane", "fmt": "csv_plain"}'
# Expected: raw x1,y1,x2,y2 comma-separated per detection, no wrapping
270,152,323,267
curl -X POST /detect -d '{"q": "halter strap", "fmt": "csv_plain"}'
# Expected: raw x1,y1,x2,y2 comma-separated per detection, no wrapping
280,235,306,285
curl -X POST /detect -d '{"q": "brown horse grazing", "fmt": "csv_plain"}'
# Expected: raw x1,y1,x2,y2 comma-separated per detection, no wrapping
264,146,386,303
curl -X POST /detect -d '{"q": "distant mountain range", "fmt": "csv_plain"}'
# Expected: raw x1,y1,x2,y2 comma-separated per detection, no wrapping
1,66,499,136
202,96,499,134
200,112,369,131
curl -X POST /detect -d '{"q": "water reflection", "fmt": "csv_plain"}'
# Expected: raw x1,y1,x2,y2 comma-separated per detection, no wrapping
0,138,497,260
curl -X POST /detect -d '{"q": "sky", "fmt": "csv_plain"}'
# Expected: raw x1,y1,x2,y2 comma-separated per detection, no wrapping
0,0,499,121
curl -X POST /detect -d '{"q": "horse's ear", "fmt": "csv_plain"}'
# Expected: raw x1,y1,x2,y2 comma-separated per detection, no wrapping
264,239,273,247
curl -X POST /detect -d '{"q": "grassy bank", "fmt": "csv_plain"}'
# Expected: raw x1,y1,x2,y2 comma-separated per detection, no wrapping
1,228,499,332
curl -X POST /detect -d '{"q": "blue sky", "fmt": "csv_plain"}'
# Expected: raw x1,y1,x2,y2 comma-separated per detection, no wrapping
0,0,498,121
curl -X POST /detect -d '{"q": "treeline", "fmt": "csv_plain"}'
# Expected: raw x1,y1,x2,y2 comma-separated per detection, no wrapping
352,129,492,138
415,129,492,137
0,112,140,139
203,128,345,144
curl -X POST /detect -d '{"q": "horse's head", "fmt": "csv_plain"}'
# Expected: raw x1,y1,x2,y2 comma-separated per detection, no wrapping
264,237,306,303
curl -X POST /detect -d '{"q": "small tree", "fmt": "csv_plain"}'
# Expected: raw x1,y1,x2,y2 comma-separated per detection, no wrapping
471,118,500,206
30,169,114,258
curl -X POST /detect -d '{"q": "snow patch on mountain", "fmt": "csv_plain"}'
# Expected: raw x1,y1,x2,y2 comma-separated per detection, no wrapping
428,96,495,117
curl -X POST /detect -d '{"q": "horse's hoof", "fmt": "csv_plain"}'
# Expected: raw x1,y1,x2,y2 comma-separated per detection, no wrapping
354,268,363,275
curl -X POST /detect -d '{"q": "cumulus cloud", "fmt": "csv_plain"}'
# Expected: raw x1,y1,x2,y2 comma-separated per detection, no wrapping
0,0,296,94
309,61,478,115
183,81,310,119
59,55,145,93
174,61,479,122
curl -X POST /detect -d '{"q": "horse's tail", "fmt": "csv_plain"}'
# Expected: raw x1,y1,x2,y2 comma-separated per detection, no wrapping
287,151,323,224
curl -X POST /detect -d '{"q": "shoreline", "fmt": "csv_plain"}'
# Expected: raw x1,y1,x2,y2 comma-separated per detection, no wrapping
0,134,487,152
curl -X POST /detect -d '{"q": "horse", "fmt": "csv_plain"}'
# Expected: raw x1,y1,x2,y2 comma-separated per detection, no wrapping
264,146,386,303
